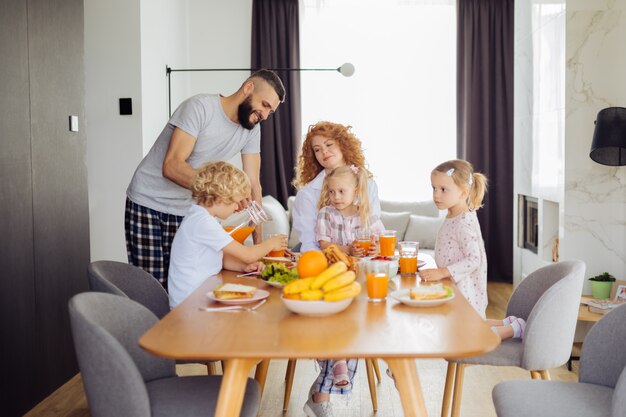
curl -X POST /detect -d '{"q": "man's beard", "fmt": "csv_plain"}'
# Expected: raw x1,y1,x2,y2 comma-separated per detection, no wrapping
237,97,257,130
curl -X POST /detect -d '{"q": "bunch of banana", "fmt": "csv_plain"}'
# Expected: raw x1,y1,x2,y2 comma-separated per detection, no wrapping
283,261,361,302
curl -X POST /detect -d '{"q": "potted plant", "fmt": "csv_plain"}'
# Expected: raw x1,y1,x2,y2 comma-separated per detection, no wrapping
589,272,616,299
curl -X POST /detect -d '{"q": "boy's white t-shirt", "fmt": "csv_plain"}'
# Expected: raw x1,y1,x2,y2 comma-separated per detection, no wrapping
168,204,233,308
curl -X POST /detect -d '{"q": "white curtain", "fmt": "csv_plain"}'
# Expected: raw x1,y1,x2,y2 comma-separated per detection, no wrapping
300,0,456,201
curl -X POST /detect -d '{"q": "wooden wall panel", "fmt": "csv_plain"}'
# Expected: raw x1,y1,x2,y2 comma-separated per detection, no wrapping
27,0,90,402
0,1,38,415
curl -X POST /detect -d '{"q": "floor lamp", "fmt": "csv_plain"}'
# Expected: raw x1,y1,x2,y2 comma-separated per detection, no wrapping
165,63,355,117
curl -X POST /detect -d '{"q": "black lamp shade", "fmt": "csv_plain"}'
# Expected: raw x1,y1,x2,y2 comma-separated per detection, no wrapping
590,107,626,166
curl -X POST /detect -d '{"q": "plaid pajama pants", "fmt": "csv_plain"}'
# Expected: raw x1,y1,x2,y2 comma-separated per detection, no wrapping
313,359,359,394
125,197,184,289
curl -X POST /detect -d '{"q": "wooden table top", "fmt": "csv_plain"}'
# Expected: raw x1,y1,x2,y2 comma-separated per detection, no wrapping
139,259,499,362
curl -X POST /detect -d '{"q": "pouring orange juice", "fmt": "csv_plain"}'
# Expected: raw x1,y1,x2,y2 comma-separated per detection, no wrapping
222,201,270,244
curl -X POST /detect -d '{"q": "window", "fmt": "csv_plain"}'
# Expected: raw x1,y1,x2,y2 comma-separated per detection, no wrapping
300,0,456,201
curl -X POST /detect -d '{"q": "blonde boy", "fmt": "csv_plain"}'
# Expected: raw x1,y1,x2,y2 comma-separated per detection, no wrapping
168,161,286,308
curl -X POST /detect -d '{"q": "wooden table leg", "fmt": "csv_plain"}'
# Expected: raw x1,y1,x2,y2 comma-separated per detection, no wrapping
215,358,259,417
386,358,428,417
254,359,270,395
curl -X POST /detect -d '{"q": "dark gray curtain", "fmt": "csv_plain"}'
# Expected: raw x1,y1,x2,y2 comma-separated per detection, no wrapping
457,0,514,283
251,0,301,208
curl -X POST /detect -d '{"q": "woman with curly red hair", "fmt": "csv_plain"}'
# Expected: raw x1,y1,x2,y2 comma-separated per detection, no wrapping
292,121,381,254
292,122,381,417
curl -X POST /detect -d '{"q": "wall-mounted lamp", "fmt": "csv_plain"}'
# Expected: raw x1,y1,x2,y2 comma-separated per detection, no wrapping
165,63,355,116
590,107,626,166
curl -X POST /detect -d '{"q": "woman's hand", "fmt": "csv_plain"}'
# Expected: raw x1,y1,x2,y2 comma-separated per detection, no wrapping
419,267,449,282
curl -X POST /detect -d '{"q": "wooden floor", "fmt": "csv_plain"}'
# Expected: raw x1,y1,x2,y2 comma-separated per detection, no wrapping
25,283,579,417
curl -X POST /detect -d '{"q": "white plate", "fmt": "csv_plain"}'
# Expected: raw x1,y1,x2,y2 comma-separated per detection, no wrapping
390,289,455,307
207,288,270,305
281,295,354,317
263,256,293,263
418,260,427,269
265,280,287,288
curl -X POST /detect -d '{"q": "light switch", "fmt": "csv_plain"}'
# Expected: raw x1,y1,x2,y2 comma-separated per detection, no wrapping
69,115,79,132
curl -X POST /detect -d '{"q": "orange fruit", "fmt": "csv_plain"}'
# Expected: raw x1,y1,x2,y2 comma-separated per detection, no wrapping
297,250,328,278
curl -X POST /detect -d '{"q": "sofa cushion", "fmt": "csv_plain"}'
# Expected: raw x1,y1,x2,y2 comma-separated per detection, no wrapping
380,211,411,241
404,214,443,249
380,200,439,218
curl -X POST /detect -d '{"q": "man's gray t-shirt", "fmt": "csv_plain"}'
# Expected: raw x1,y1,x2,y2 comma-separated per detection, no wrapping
126,94,260,216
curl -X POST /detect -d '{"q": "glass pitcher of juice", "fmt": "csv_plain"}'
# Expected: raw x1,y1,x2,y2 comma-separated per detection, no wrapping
223,201,271,244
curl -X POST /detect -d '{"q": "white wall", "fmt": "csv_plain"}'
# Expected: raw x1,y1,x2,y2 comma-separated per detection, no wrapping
514,0,626,288
85,0,252,262
85,0,144,262
563,0,626,290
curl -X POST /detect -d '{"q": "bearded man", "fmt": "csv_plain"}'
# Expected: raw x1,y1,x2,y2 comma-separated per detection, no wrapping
125,69,285,288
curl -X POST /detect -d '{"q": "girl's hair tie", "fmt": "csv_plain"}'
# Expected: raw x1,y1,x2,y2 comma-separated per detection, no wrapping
446,168,455,176
350,164,359,174
468,174,473,186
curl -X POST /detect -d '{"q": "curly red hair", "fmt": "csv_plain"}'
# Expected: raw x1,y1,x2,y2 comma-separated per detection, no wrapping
292,121,372,189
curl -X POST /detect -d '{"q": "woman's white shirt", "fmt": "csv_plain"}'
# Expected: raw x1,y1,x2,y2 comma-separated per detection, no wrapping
292,170,381,252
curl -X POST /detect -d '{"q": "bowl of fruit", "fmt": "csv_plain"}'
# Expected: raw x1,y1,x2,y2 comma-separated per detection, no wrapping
281,261,361,316
368,256,399,277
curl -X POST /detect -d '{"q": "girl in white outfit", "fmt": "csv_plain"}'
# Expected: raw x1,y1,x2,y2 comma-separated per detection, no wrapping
419,160,525,338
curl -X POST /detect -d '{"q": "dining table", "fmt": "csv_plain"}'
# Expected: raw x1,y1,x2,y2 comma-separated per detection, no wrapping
139,254,500,417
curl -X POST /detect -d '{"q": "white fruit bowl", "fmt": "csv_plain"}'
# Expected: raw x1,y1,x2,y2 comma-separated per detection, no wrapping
281,295,354,317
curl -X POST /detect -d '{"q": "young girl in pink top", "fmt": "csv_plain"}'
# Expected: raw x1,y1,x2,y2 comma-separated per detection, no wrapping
419,160,525,339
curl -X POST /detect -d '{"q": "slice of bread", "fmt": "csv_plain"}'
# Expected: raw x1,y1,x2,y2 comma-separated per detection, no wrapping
213,283,257,299
410,284,450,300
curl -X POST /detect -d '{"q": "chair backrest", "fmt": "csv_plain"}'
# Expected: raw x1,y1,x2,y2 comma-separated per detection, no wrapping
517,260,585,370
88,260,170,319
579,303,626,389
69,292,176,417
612,365,626,417
506,260,584,320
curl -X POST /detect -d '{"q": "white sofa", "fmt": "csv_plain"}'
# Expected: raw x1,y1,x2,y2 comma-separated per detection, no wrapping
260,195,443,257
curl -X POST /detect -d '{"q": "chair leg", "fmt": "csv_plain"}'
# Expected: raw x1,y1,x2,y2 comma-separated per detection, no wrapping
372,358,382,383
206,361,218,375
530,370,542,380
254,359,270,397
283,359,297,411
365,359,378,411
441,362,456,417
539,370,551,380
450,363,465,417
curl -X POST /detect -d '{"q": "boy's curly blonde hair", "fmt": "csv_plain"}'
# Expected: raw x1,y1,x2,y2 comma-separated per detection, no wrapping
292,121,373,189
191,161,251,207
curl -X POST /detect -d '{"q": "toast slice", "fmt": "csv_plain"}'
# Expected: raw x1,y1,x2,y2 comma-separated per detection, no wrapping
213,283,257,299
410,284,450,300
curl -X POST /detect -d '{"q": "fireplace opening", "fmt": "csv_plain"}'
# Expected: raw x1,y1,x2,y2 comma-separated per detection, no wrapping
518,195,538,254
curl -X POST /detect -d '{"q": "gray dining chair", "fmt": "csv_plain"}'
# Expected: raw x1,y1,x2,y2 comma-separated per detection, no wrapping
441,260,586,417
492,302,626,417
69,292,261,417
87,260,170,319
88,260,221,374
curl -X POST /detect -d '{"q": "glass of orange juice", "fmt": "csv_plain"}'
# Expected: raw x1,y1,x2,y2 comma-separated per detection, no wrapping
355,228,373,256
398,241,419,276
265,233,286,258
365,260,390,302
379,230,397,257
